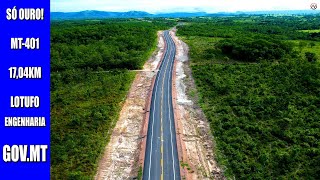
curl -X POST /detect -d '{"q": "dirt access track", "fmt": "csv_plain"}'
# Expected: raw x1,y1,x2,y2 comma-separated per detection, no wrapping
95,30,224,180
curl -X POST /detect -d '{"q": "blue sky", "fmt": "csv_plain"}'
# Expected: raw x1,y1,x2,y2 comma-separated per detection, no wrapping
51,0,315,13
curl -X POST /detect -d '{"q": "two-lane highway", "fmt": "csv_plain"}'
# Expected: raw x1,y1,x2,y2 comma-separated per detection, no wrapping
143,31,181,180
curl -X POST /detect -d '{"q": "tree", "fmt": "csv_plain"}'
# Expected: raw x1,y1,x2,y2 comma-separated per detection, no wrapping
298,41,307,50
305,52,317,63
309,42,316,48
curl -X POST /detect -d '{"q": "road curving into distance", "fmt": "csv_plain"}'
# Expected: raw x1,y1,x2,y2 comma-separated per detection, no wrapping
143,30,181,180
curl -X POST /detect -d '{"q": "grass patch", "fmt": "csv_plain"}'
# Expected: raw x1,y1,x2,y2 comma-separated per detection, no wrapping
289,40,320,56
299,29,320,33
180,161,191,171
137,166,143,180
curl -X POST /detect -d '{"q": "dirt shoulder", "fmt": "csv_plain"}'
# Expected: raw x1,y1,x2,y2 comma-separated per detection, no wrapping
95,31,165,180
170,29,225,180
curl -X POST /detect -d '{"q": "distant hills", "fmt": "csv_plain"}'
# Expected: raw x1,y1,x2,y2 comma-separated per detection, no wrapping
51,10,320,20
51,11,152,20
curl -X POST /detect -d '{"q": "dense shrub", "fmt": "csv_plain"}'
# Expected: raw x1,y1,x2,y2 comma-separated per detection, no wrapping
305,52,318,62
178,15,320,179
51,21,169,71
192,62,320,179
215,37,293,62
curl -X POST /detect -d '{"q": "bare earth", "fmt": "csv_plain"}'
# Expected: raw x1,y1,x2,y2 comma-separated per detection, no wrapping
95,31,165,180
170,29,225,180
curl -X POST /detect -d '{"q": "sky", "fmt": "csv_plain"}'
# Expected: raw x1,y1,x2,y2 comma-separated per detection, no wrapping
51,0,316,13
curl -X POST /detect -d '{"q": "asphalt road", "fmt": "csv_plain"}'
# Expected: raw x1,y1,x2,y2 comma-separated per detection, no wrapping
143,31,181,180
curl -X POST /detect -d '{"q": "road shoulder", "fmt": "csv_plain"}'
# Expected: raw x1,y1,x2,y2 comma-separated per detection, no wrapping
170,28,226,180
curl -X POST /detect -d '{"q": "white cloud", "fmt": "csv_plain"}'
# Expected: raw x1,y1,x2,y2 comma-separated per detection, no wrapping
51,0,315,13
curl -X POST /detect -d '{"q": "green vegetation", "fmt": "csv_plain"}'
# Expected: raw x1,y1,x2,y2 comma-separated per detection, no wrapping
137,166,143,180
180,161,191,171
215,37,294,62
305,52,318,63
299,29,320,33
177,15,320,179
51,70,135,179
290,40,320,58
178,15,320,41
51,20,172,71
50,15,320,179
51,20,171,179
